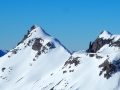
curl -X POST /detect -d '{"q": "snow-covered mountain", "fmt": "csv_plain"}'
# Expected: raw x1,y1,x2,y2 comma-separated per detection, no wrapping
0,26,120,90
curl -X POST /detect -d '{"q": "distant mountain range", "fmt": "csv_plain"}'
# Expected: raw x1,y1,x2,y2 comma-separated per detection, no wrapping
0,25,120,90
0,50,8,57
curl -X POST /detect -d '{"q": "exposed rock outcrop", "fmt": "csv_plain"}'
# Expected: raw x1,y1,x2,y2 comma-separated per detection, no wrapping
99,59,116,79
64,56,80,66
30,25,36,32
17,25,36,45
46,42,55,49
2,68,6,72
96,54,103,59
87,31,120,53
17,30,30,45
87,38,120,53
87,38,112,53
11,49,19,54
32,38,43,51
89,54,95,57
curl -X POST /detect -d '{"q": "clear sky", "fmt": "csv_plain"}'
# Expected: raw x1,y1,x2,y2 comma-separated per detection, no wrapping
0,0,120,51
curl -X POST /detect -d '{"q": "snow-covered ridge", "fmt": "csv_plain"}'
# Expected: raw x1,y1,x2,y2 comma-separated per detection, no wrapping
99,30,120,42
99,30,112,39
17,25,71,54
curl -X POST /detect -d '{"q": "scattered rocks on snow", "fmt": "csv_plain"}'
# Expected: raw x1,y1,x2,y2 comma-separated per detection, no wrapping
99,59,116,79
46,42,55,49
27,39,34,46
2,67,6,72
8,56,10,58
33,58,36,61
69,70,74,72
51,73,53,76
11,49,19,54
64,56,80,66
89,54,94,57
63,70,67,74
96,54,103,59
41,46,48,54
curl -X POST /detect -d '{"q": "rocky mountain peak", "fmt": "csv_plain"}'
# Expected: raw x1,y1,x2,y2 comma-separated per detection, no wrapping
87,30,120,53
17,25,48,46
99,30,112,39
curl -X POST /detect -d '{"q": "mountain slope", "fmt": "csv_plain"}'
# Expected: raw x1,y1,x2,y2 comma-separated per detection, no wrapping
0,26,120,90
0,25,70,90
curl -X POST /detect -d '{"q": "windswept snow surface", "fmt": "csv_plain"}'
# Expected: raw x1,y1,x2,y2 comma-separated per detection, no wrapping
0,26,120,90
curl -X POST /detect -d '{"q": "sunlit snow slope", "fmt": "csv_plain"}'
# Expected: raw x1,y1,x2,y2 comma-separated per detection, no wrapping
0,26,120,90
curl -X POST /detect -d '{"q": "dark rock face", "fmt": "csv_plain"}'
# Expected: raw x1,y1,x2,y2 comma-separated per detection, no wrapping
32,40,55,60
111,40,120,47
87,38,120,53
32,38,43,51
30,25,36,32
35,51,41,58
87,38,112,53
46,42,55,49
17,30,30,45
17,25,36,46
99,59,116,79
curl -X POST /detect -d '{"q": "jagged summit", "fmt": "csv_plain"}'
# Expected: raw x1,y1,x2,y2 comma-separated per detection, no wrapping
98,30,120,42
16,25,71,55
17,25,50,45
29,25,50,37
87,30,120,53
99,30,112,39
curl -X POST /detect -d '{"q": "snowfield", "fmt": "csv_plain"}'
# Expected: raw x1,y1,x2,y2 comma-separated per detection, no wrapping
0,25,120,90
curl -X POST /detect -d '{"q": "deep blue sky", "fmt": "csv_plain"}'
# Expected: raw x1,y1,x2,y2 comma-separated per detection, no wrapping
0,0,120,51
